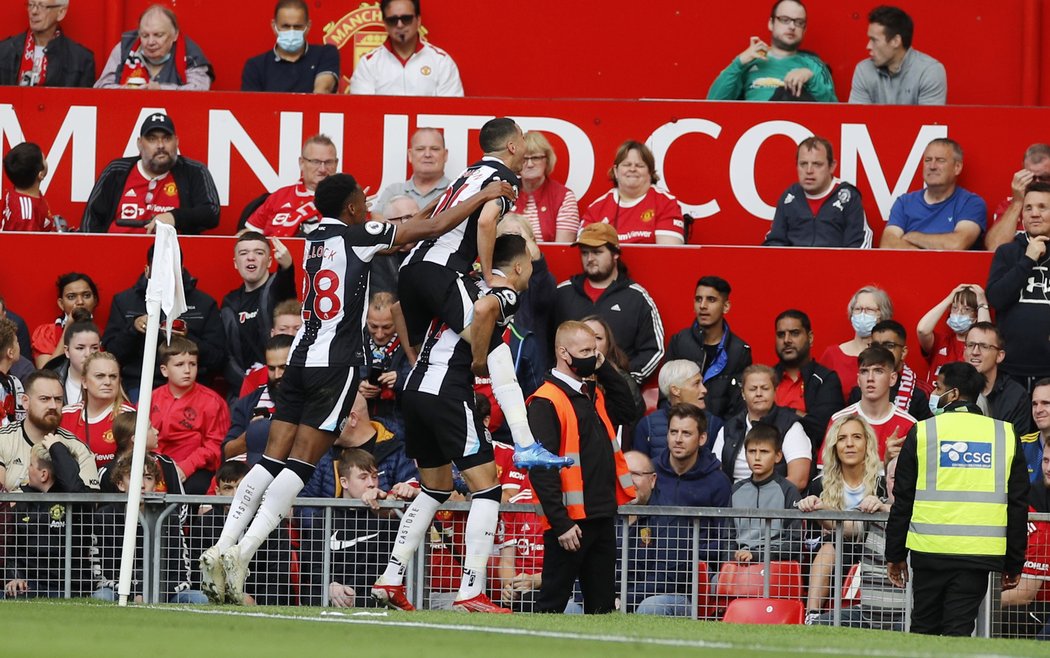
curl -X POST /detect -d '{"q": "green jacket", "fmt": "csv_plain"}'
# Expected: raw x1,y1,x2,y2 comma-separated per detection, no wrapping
707,52,837,101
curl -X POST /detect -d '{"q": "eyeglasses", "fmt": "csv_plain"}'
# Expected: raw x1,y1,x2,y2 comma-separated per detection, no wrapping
386,213,414,223
773,15,807,28
27,2,63,11
965,341,1002,353
629,470,655,477
383,14,416,27
522,155,548,164
302,157,338,169
872,341,904,350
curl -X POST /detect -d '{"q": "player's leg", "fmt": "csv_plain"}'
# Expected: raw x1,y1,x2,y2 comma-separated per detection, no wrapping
452,456,509,613
388,301,417,364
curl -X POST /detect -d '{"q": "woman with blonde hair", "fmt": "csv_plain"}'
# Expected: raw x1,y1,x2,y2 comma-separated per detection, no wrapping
512,131,580,243
60,351,134,470
798,413,887,623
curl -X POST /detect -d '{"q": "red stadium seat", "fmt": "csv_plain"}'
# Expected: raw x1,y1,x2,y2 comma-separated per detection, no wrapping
840,562,862,608
641,382,660,414
715,561,804,602
723,598,804,624
695,561,713,619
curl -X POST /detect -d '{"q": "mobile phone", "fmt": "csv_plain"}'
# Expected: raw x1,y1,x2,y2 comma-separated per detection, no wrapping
367,366,384,385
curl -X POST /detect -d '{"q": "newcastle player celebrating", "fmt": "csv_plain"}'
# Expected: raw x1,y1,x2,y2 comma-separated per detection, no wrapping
200,173,515,605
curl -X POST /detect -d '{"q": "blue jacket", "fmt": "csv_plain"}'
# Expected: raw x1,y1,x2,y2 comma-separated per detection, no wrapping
1021,432,1046,483
631,405,724,459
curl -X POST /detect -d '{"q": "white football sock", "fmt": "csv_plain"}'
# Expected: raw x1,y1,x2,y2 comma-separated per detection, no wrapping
378,488,446,586
216,463,275,552
237,467,305,562
488,343,535,448
456,494,500,600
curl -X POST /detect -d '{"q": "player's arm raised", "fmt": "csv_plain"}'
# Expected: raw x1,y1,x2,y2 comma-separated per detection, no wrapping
389,181,515,247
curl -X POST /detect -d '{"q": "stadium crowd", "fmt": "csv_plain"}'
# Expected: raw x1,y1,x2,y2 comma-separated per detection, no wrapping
0,0,1048,641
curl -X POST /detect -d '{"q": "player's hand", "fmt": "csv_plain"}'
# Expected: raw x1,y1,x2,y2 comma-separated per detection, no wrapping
482,180,516,203
1001,572,1021,591
271,237,293,269
796,495,823,513
1012,169,1035,204
358,381,381,399
360,487,386,511
377,371,398,388
735,549,753,563
783,68,814,97
739,36,769,65
133,314,149,334
887,561,908,588
329,582,356,607
558,524,583,552
471,358,490,378
884,428,903,463
1025,235,1048,261
4,579,28,596
389,482,419,500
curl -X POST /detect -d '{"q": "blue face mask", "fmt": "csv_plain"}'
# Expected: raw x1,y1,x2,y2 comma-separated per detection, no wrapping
851,312,877,337
276,29,306,53
946,313,974,335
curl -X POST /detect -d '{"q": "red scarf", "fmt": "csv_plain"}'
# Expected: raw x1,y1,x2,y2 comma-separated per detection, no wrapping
18,28,59,86
119,36,187,86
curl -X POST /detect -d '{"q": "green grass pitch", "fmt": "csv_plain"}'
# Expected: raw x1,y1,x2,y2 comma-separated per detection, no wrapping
2,600,1045,658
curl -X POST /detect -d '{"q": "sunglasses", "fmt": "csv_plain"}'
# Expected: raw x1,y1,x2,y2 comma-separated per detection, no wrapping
383,14,416,27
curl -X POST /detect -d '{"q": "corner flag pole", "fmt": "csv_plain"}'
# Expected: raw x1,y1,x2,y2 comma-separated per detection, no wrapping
117,224,187,606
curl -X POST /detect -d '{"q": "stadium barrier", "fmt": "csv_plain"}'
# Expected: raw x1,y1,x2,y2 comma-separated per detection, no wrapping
2,492,1045,639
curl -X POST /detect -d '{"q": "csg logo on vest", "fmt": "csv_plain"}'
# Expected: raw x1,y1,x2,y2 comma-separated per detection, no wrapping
939,441,992,469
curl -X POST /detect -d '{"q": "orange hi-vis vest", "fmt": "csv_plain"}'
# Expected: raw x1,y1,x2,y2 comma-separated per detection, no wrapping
528,380,636,531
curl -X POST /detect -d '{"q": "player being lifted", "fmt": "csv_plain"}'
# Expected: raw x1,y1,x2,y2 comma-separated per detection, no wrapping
373,233,534,613
395,117,570,470
199,173,516,605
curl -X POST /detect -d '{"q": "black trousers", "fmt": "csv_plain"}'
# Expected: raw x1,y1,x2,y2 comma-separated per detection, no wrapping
536,516,616,614
910,566,990,636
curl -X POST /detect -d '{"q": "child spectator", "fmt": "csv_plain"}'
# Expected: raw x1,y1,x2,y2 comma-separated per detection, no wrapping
60,351,134,470
44,307,99,404
0,316,24,427
731,422,802,564
91,453,205,603
3,442,91,598
1,142,56,233
99,411,182,494
150,336,229,494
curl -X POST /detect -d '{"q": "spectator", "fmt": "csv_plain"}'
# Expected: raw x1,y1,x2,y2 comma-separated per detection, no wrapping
985,144,1050,251
370,195,418,296
773,309,844,457
99,411,181,494
220,233,296,396
763,136,871,247
579,140,684,245
237,299,301,398
666,275,752,419
2,142,57,232
0,369,98,491
349,0,463,96
799,413,887,623
495,440,545,611
241,0,339,94
149,337,230,495
94,4,211,90
31,272,97,368
102,246,225,396
552,223,665,383
849,6,946,105
356,292,411,438
3,442,92,599
879,138,986,250
632,359,724,460
830,346,916,464
731,422,803,565
373,128,450,219
42,309,98,405
81,113,219,234
223,334,292,464
243,134,338,236
581,315,646,429
707,0,835,102
821,285,892,399
59,351,134,471
712,365,812,492
987,181,1050,394
512,131,580,243
0,294,32,366
963,322,1031,436
1022,379,1050,483
848,320,931,421
0,0,95,87
0,317,25,426
916,284,991,387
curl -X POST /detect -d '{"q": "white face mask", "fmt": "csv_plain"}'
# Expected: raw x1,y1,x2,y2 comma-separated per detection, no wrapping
851,312,877,337
946,313,974,334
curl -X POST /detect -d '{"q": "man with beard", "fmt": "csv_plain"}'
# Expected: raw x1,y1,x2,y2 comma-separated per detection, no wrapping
80,113,220,234
707,0,836,101
0,369,97,491
772,309,844,457
222,334,293,464
552,223,664,384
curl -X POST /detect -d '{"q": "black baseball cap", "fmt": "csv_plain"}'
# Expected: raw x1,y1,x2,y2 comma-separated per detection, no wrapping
140,113,176,137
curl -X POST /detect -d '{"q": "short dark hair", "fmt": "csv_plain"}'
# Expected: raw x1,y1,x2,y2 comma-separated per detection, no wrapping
56,272,98,303
857,345,895,369
216,460,250,485
696,275,731,298
274,0,309,20
492,234,528,269
1025,181,1050,198
111,452,160,486
966,321,1005,350
869,5,913,49
872,319,906,342
775,309,811,333
381,0,420,15
63,310,100,347
266,333,295,352
797,136,834,164
23,369,61,395
474,392,491,419
337,448,378,479
3,142,45,189
314,173,360,219
158,336,198,366
744,421,783,452
0,317,17,353
1033,377,1050,392
235,231,269,251
770,0,805,20
479,118,519,153
939,361,985,401
666,402,707,436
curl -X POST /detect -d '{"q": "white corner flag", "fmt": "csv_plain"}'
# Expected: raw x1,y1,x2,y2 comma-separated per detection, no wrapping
117,223,187,606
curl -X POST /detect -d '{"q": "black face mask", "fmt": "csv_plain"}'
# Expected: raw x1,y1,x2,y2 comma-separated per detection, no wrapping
568,354,598,378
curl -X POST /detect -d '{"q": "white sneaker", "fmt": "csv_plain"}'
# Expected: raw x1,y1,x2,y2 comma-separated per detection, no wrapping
199,545,226,604
221,547,250,605
804,611,821,625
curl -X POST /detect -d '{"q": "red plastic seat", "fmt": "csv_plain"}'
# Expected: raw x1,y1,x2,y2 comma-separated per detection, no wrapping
716,561,804,602
723,598,804,624
840,562,862,608
641,382,660,414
